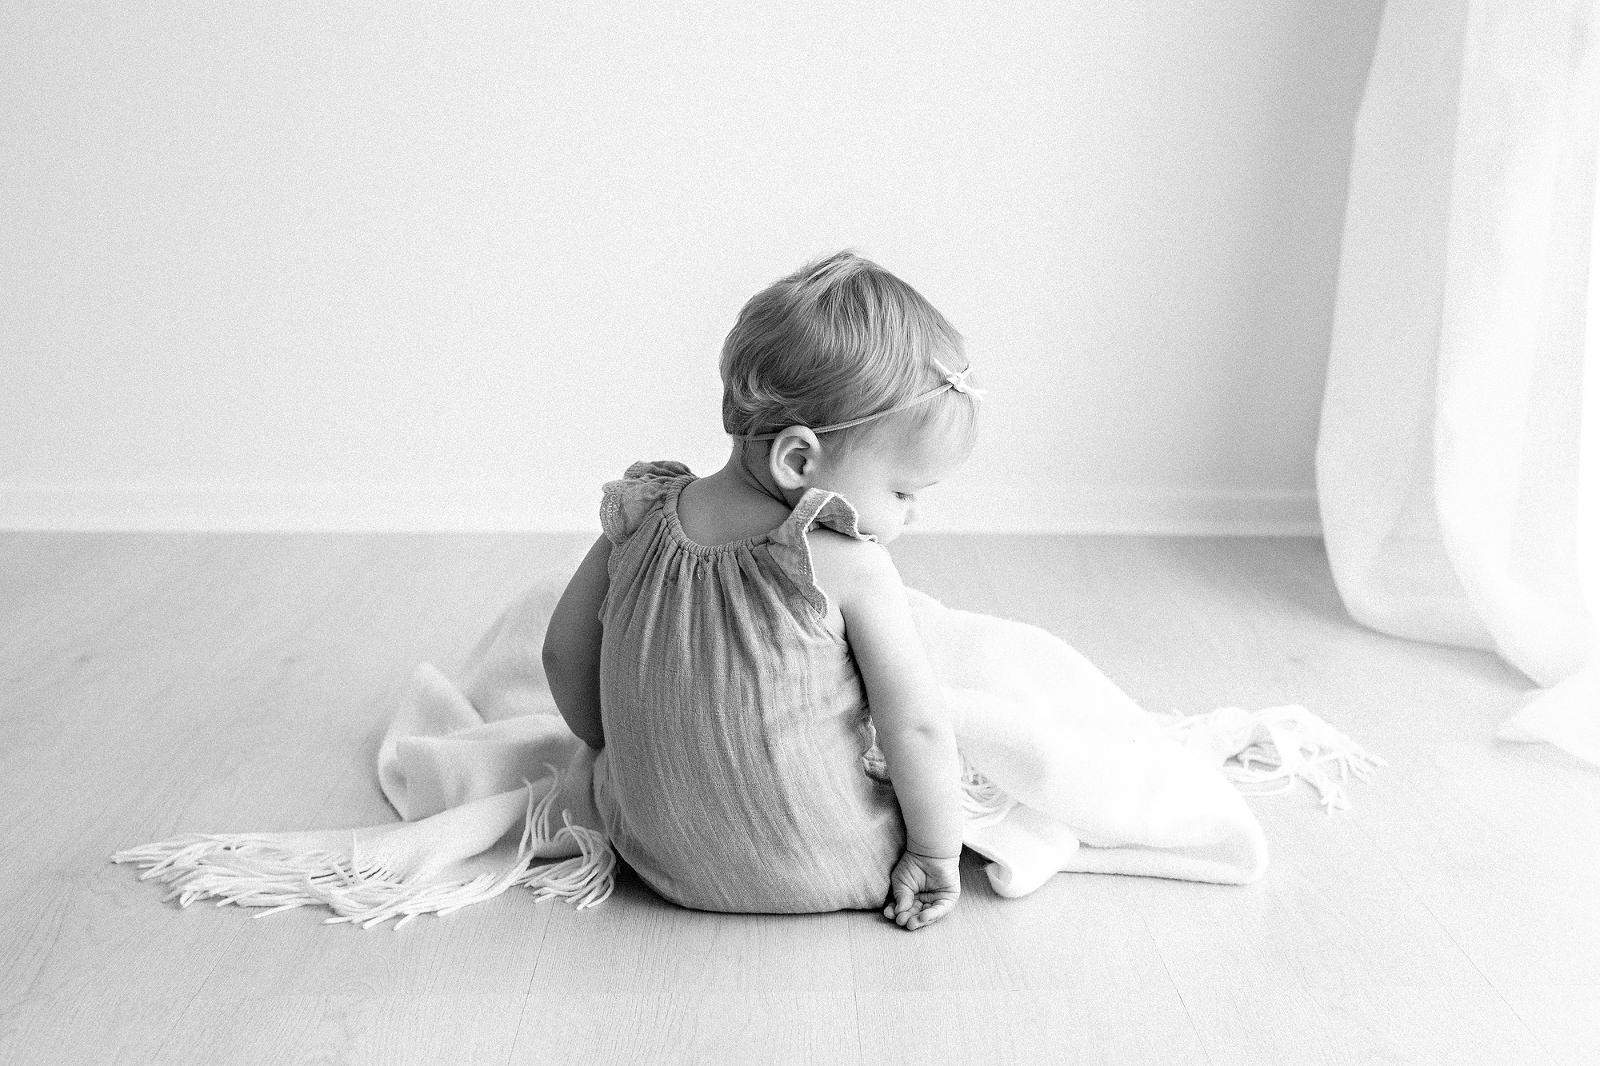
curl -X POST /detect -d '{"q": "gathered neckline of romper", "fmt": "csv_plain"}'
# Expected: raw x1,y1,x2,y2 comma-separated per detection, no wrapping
642,467,859,646
660,474,786,558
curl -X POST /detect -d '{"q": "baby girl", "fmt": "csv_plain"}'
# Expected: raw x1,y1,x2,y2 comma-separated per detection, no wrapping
541,250,982,930
113,253,1302,934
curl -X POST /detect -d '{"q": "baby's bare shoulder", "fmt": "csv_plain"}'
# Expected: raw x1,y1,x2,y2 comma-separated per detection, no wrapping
807,530,903,608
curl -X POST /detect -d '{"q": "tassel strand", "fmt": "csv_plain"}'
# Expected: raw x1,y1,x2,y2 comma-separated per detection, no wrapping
1163,704,1386,813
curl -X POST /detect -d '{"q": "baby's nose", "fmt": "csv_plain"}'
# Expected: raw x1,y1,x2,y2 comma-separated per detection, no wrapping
904,503,918,525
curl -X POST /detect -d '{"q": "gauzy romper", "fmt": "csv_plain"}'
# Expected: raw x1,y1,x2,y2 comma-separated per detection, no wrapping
591,460,905,913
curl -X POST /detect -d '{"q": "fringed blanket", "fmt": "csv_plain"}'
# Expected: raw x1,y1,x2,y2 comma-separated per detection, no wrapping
113,573,1383,928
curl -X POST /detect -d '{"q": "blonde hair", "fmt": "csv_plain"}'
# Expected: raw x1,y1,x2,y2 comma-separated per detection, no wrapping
720,250,978,454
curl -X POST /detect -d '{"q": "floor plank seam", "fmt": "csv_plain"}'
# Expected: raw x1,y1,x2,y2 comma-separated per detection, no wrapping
1493,993,1569,1066
1136,901,1216,1066
517,894,557,1000
846,912,867,1066
1405,888,1555,1057
146,917,246,1064
1356,802,1561,1061
505,890,558,1064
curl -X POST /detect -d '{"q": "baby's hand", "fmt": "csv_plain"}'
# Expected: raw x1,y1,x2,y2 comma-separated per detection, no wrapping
882,849,961,930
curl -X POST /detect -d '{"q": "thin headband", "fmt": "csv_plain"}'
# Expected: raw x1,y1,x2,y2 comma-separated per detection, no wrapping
730,358,985,443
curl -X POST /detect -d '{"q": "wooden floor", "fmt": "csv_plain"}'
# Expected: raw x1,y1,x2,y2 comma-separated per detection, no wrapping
1,533,1596,1065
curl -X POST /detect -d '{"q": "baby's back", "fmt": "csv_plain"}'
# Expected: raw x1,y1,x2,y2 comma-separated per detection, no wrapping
592,462,903,913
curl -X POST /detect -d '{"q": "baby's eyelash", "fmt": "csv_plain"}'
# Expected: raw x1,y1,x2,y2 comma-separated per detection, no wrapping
894,492,914,501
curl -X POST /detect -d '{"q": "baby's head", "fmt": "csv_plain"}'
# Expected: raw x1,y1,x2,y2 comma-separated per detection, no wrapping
721,251,980,542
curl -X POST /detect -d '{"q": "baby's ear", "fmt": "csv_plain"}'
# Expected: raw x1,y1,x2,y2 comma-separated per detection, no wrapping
769,426,821,489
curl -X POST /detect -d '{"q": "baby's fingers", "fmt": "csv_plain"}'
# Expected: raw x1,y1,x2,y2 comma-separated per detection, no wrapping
904,897,955,930
889,878,916,921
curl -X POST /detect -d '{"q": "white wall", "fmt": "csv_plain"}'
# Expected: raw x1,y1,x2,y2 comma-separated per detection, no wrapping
0,1,1383,534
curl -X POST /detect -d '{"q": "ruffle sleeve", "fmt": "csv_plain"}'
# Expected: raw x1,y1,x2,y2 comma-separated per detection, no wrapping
600,460,694,547
766,488,879,617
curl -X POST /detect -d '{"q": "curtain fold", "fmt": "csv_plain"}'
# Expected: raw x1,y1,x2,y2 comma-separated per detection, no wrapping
1317,0,1600,766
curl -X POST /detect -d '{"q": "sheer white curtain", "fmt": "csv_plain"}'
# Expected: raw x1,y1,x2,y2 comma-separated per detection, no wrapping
1317,0,1600,766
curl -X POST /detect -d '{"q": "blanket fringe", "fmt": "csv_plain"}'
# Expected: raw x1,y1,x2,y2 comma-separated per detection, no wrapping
511,775,616,910
111,768,615,929
959,762,1018,827
1163,704,1387,813
863,742,1017,827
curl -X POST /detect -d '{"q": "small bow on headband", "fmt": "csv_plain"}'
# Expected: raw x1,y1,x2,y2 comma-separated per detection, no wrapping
932,357,987,401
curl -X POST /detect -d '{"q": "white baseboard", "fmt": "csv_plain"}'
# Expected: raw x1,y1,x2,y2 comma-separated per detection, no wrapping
0,483,1322,536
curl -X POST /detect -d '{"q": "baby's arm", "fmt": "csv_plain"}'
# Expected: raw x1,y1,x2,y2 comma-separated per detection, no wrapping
814,535,963,930
542,535,612,750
